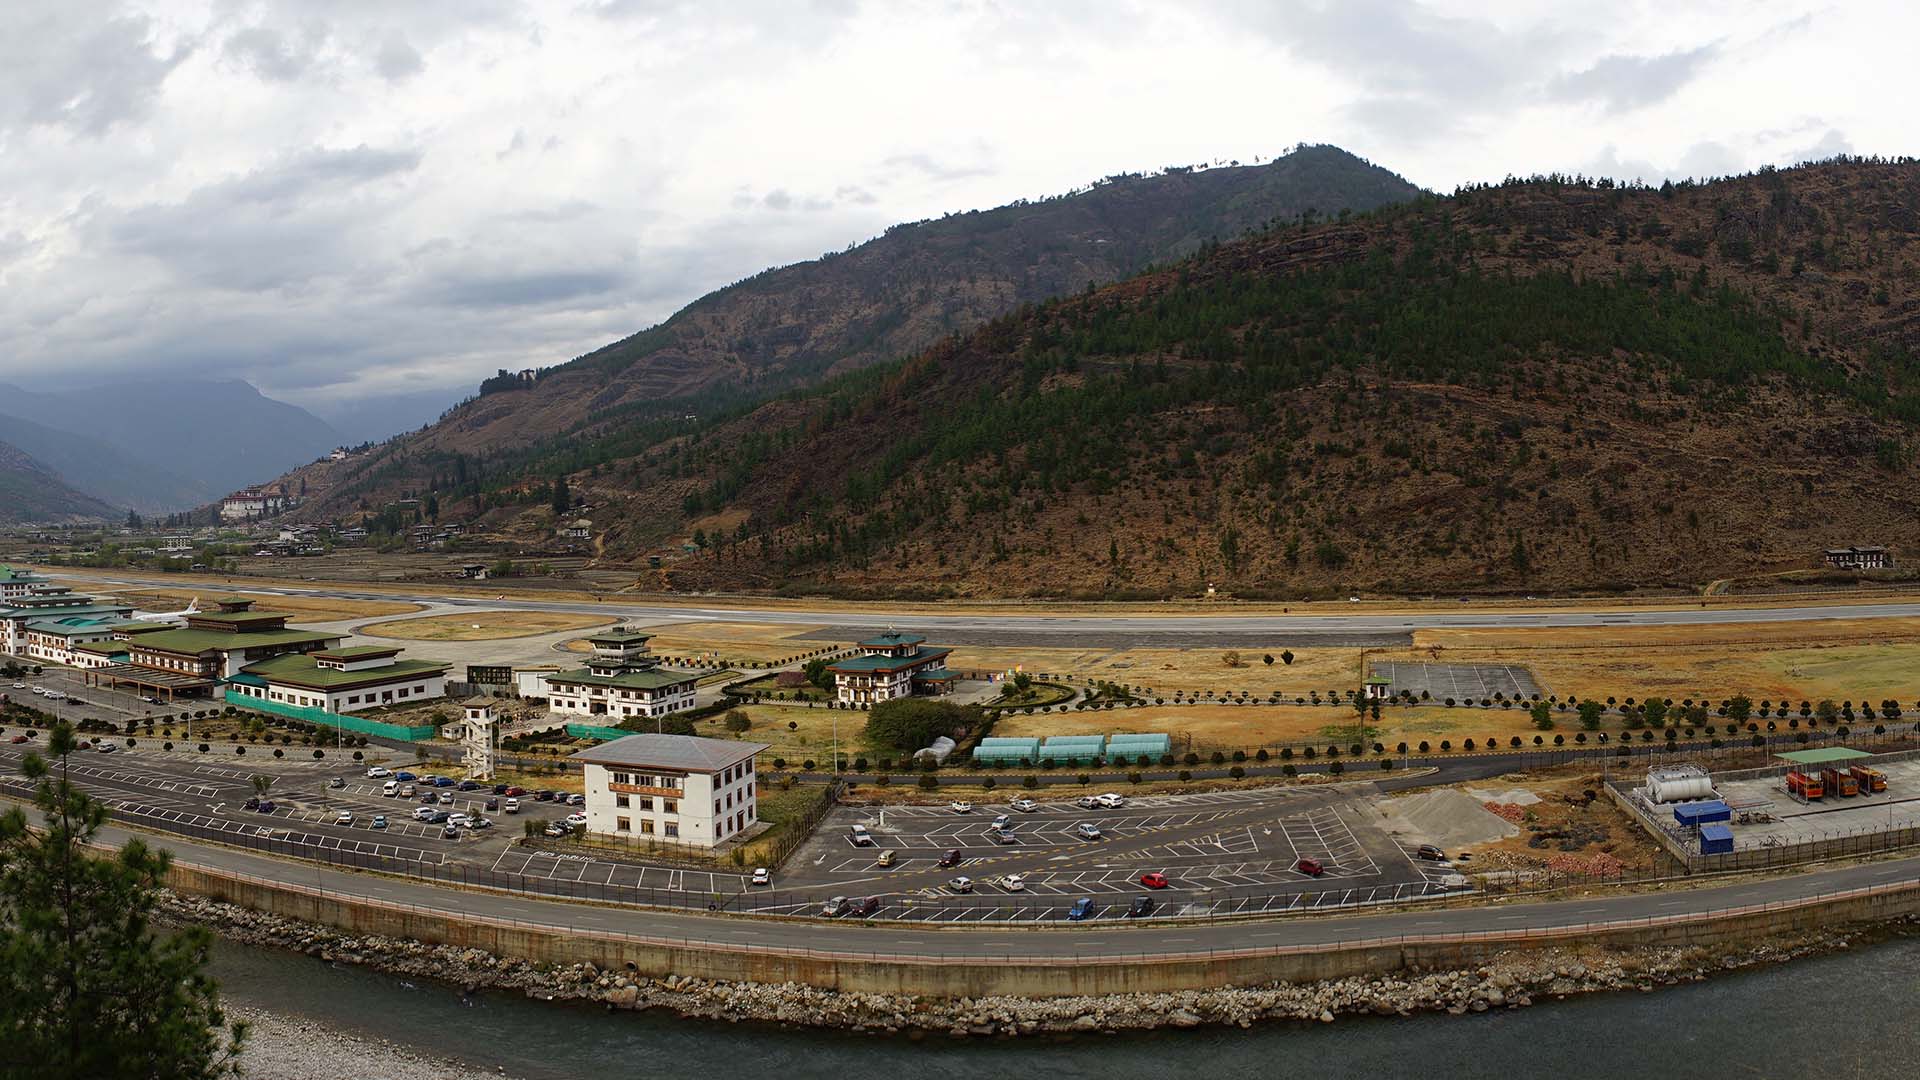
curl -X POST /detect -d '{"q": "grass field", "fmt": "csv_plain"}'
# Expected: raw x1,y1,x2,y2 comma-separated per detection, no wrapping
105,587,419,625
360,611,616,641
642,621,841,664
946,644,1362,693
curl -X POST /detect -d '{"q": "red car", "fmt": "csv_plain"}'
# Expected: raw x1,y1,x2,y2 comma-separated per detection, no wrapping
1139,871,1169,889
8,735,28,744
504,786,528,796
1295,858,1325,877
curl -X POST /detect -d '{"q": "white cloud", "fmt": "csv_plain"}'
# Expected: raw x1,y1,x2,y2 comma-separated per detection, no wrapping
0,0,1911,431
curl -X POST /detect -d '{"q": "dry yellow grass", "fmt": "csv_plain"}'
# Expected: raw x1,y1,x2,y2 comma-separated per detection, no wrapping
697,703,857,761
642,621,836,664
105,587,418,624
360,610,616,641
946,644,1362,692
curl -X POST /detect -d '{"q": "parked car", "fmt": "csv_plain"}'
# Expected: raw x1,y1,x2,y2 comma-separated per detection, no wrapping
1002,874,1027,892
849,824,874,846
369,815,387,830
413,806,438,822
504,786,527,796
328,777,345,789
382,781,399,797
947,876,973,894
566,793,585,806
95,742,117,753
1009,798,1039,813
8,735,26,744
393,771,417,781
937,848,962,868
565,812,587,827
417,774,439,785
1415,844,1447,862
534,790,556,802
492,783,511,795
437,791,455,804
366,766,391,778
334,810,354,825
255,800,276,813
1127,896,1156,918
1076,795,1099,809
484,797,499,811
991,813,1010,830
466,816,492,830
427,810,451,824
457,780,480,791
1295,857,1325,877
244,796,260,810
1095,792,1127,809
823,896,850,916
504,798,520,814
1139,871,1169,889
433,777,457,788
399,784,417,797
447,813,471,829
948,801,973,814
1076,822,1102,840
750,867,771,886
1066,898,1095,921
987,828,1018,845
442,824,460,840
875,849,896,867
544,822,570,837
853,896,881,917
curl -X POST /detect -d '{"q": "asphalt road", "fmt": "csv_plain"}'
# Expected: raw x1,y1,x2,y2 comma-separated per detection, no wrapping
52,572,1920,641
75,811,1920,959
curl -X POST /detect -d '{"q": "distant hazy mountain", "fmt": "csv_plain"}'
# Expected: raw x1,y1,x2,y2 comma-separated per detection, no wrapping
0,378,341,511
0,440,117,523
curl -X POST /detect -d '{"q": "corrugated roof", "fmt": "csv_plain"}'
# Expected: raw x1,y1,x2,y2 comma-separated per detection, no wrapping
829,647,952,674
568,733,768,772
131,626,340,655
546,665,698,691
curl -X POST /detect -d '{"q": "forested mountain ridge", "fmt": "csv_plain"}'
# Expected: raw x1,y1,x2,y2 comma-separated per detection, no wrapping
270,145,1422,514
0,441,118,523
552,157,1920,597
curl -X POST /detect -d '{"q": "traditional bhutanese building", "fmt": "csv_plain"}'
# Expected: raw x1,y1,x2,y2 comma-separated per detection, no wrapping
0,591,136,656
546,627,698,721
84,597,343,702
228,644,449,713
0,565,53,601
568,733,766,848
828,631,954,706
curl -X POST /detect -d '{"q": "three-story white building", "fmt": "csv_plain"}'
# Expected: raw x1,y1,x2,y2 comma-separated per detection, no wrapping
568,733,767,848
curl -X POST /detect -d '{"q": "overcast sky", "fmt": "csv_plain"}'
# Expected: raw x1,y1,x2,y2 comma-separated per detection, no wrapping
0,1,1904,436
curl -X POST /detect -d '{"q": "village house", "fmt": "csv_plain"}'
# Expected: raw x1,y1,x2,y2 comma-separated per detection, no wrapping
1822,545,1893,570
828,631,955,706
568,733,766,848
545,628,698,721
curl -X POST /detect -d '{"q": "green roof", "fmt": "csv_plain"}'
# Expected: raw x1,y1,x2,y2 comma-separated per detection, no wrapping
912,667,958,681
313,645,402,660
24,617,119,637
131,627,340,656
1776,747,1873,765
829,647,952,674
1,603,135,621
1363,675,1393,685
74,642,129,656
859,632,926,648
186,610,288,627
587,629,654,645
547,665,699,691
240,653,449,690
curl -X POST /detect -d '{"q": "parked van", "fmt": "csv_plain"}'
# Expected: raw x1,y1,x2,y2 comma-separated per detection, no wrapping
382,780,399,797
875,849,896,867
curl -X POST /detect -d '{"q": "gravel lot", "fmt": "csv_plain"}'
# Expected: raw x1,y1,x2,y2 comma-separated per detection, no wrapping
228,1005,517,1080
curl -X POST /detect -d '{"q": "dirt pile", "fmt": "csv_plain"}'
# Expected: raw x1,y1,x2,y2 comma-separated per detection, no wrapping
1386,788,1521,848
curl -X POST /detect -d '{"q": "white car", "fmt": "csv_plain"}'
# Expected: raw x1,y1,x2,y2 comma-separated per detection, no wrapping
366,766,391,778
947,876,974,893
750,867,771,886
564,812,587,827
849,824,874,846
95,742,117,753
991,814,1010,830
1003,873,1027,892
1009,798,1038,813
948,801,973,814
1076,822,1103,840
447,813,471,828
1095,792,1127,809
334,811,354,825
1076,795,1099,809
8,683,22,690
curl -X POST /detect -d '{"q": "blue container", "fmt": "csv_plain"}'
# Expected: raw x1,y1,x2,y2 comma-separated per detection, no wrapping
1699,823,1734,854
1673,800,1732,827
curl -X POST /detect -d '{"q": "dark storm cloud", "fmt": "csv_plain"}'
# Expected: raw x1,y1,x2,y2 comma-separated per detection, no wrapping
417,268,633,309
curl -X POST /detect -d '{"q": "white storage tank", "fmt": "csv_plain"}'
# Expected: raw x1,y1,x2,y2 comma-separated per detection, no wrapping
1646,765,1715,803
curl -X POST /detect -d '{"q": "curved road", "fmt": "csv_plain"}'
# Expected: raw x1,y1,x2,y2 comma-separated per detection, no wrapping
96,815,1920,959
51,571,1920,639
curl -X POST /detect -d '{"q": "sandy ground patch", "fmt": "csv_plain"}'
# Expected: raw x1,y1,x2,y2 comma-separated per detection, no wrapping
1381,788,1520,849
946,644,1363,692
359,611,616,641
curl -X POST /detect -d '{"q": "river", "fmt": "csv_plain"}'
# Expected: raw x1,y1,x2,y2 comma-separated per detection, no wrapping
209,936,1920,1079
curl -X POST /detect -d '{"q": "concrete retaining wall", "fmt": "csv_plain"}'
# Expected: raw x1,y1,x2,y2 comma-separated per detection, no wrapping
164,860,1920,997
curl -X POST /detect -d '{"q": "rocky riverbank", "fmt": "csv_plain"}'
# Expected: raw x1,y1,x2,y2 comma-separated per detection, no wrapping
222,1004,517,1080
159,890,1912,1036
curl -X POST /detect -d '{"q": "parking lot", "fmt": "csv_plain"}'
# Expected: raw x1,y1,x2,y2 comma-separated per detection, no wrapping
1372,662,1542,701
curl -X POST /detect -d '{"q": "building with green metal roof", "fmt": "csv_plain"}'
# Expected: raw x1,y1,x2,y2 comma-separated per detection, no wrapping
829,630,953,706
83,596,344,702
546,631,699,722
229,648,449,714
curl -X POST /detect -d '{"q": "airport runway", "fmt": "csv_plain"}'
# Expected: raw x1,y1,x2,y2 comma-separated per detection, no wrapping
53,572,1920,642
